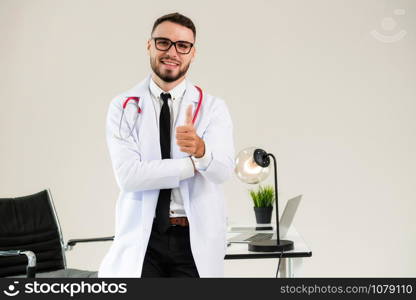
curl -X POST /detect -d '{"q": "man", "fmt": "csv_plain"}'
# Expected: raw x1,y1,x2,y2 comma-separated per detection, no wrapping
98,13,235,277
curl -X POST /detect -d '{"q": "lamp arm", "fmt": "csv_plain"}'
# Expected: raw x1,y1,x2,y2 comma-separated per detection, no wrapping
266,153,280,244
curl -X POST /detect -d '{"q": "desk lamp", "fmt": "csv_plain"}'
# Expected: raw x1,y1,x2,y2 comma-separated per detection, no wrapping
235,147,294,252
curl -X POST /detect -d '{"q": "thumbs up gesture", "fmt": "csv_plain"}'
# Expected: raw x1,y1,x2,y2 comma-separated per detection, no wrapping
176,104,205,158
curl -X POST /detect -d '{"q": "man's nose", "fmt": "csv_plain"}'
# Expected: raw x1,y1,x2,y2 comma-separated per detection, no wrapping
166,43,179,58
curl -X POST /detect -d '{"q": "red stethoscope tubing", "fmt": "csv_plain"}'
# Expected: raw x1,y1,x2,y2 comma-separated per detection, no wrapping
192,85,203,125
122,96,141,112
118,86,203,140
122,85,203,124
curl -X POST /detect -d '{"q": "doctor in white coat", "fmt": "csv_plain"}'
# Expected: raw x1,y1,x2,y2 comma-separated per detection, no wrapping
98,12,235,277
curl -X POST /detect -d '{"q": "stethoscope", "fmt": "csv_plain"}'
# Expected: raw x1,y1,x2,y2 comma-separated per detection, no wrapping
116,86,203,141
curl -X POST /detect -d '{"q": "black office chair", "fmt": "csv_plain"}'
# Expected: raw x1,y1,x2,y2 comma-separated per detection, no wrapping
0,189,114,278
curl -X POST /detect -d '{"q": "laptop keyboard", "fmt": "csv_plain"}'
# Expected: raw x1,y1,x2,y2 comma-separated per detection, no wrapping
244,233,273,242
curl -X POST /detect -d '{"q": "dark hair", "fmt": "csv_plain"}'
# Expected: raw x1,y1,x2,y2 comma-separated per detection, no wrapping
151,12,196,39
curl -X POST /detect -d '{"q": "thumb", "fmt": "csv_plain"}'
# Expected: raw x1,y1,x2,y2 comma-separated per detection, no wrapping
185,104,193,125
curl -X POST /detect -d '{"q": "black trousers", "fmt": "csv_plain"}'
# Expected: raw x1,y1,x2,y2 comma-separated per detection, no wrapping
141,221,199,277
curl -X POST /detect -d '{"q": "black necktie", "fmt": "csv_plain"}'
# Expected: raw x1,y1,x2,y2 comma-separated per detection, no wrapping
155,92,172,233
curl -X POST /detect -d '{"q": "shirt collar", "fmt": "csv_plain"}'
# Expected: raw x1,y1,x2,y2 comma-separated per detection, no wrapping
149,77,187,101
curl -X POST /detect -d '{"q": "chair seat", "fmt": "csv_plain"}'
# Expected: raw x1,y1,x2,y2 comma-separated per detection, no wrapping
6,268,98,278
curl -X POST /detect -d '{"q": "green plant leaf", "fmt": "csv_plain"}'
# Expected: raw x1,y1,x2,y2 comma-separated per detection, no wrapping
249,185,275,207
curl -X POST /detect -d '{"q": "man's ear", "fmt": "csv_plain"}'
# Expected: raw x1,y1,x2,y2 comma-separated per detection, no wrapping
190,47,196,63
146,39,151,54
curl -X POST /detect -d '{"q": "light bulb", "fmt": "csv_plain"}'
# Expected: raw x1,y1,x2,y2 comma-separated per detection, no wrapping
234,147,270,184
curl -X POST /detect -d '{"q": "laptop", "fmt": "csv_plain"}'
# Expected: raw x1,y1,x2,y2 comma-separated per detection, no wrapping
228,195,302,243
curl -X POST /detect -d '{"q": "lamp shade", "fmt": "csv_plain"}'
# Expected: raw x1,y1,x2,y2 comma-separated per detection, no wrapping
234,147,270,184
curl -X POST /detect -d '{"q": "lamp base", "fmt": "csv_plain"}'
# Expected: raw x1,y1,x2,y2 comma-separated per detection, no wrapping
248,239,294,252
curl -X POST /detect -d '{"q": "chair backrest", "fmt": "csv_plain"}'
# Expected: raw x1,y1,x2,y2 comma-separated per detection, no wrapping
0,190,66,277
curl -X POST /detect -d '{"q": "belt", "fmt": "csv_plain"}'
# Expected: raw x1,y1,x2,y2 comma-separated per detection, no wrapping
169,217,189,227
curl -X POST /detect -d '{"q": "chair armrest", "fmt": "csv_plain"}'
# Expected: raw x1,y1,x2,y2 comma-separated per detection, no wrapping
0,250,37,278
65,236,114,251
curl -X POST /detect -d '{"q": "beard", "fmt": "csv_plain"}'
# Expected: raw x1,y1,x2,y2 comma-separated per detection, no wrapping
150,56,191,83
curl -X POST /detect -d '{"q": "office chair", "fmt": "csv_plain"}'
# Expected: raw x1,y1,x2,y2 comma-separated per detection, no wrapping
0,189,114,278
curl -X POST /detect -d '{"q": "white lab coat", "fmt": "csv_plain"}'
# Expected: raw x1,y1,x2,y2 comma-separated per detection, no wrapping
98,75,235,277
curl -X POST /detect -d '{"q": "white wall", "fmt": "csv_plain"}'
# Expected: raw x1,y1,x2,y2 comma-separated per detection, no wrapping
1,0,415,277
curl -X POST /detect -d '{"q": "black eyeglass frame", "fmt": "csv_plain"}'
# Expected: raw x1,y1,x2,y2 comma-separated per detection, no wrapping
152,37,194,54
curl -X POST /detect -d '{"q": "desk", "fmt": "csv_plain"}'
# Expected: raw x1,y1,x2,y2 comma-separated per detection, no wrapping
225,226,312,277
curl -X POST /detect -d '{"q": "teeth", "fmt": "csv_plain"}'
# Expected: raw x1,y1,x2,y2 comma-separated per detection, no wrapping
162,61,178,66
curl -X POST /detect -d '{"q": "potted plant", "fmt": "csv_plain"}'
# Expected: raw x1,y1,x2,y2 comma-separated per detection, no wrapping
249,185,274,224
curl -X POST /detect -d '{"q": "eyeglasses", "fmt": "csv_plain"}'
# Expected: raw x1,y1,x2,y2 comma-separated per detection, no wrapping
152,37,194,54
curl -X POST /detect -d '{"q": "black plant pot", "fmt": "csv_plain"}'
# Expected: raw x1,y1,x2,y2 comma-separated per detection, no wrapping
254,206,273,224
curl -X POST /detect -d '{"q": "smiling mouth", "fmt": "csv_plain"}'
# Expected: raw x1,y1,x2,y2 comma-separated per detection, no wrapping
161,59,180,67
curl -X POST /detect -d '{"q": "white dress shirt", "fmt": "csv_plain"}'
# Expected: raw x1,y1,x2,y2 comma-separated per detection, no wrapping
149,78,213,217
